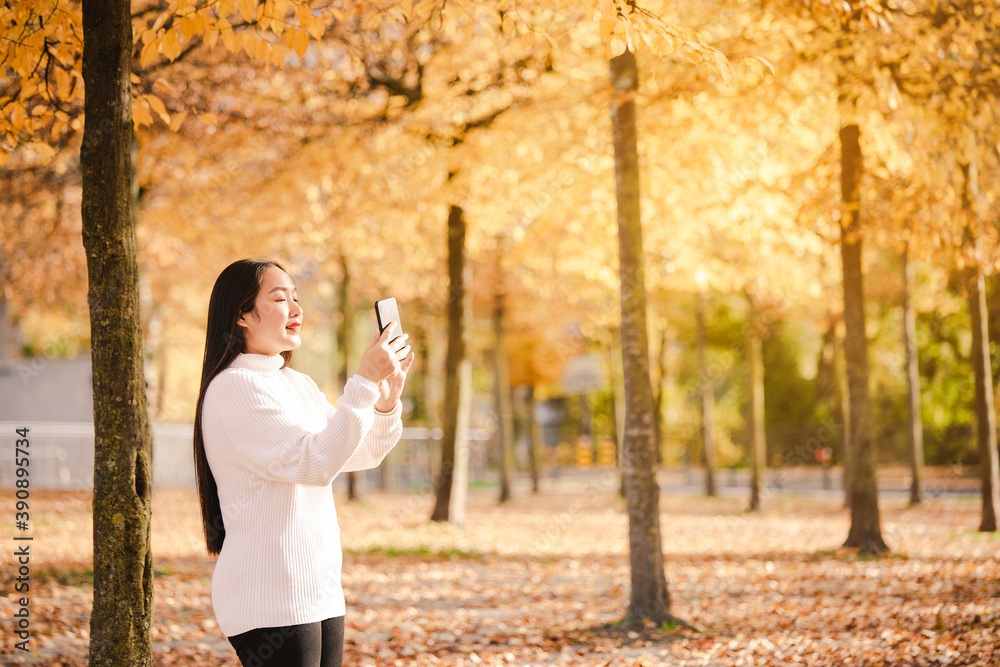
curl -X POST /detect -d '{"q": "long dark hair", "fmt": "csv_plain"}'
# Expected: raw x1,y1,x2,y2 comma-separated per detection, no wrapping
193,258,293,555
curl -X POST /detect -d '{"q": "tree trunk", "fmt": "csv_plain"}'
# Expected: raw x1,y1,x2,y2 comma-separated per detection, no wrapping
902,241,925,506
746,292,766,512
431,205,471,524
970,266,999,531
0,290,13,370
409,310,430,425
610,48,673,626
609,328,626,498
334,254,359,500
654,327,667,466
526,385,541,493
958,157,1000,532
493,287,516,503
696,290,717,497
82,1,155,664
834,321,851,506
839,122,887,554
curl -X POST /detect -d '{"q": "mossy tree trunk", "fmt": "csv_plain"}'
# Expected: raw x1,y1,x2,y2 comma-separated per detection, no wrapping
82,1,155,663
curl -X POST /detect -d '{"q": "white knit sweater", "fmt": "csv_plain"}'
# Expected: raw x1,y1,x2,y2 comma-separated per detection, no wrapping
201,352,403,637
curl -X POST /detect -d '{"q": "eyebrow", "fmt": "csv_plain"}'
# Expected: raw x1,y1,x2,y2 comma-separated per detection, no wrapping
267,285,297,294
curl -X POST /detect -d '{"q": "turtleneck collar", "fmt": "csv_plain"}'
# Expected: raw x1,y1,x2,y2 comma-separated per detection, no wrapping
229,352,285,372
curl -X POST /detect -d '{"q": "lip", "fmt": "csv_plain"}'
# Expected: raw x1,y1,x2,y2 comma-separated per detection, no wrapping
286,324,301,333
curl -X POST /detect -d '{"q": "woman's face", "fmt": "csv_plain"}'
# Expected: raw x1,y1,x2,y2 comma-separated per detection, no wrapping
237,265,303,356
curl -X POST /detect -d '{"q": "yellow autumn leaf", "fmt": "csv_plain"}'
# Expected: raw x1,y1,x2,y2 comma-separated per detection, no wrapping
179,16,198,40
501,12,515,35
198,112,218,126
609,35,628,57
239,0,257,24
270,45,287,67
307,15,325,39
205,27,219,49
599,17,617,40
145,94,170,124
255,38,269,63
242,31,257,56
221,20,237,51
133,98,153,127
169,110,188,132
273,13,288,35
140,37,160,67
218,0,234,17
160,29,182,61
293,28,309,58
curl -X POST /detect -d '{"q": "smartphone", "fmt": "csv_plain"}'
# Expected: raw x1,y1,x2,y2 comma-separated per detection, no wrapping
374,297,404,346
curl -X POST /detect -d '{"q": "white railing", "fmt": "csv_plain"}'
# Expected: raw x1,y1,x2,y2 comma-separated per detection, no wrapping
0,422,491,491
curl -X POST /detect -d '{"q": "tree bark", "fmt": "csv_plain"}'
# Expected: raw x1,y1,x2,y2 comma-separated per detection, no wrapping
336,253,359,501
610,48,673,626
746,292,766,512
654,327,668,466
431,205,471,524
902,241,925,506
493,286,516,503
609,328,627,498
970,266,999,531
526,385,541,493
838,122,888,554
82,1,155,664
696,290,717,497
958,157,1000,532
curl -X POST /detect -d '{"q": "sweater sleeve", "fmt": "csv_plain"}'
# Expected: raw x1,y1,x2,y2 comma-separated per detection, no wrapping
323,375,404,473
208,370,380,486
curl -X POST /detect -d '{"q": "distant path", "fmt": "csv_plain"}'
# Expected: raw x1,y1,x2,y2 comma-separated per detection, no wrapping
502,465,980,501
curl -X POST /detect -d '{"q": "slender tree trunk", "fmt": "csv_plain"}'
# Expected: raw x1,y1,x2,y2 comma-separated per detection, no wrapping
902,241,925,506
82,2,154,663
0,289,11,370
958,157,1000,531
654,327,668,466
409,311,430,425
970,267,999,531
834,321,851,506
696,290,717,497
610,48,673,626
493,287,516,503
839,122,887,554
526,385,541,493
431,205,471,524
335,253,359,500
609,328,626,498
746,292,766,512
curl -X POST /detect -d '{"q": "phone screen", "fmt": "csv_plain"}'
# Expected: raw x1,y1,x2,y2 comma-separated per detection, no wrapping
374,297,403,344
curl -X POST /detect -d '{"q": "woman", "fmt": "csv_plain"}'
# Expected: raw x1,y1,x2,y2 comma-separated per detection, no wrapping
193,258,413,667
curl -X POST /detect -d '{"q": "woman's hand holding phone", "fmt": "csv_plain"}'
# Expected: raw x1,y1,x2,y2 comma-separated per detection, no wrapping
358,323,414,412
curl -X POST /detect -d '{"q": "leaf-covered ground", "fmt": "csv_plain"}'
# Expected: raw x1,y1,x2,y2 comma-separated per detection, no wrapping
2,479,999,666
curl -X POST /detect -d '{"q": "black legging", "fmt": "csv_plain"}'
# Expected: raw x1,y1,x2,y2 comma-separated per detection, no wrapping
228,615,344,667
